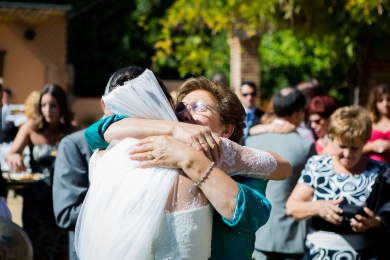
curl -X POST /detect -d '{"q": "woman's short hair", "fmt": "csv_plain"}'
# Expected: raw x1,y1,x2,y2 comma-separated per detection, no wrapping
109,66,172,103
308,95,340,119
327,106,372,146
177,77,246,144
34,84,74,135
367,83,390,123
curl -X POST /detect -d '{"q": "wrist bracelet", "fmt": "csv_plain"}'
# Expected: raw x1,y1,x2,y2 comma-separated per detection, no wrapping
194,162,215,187
10,153,21,159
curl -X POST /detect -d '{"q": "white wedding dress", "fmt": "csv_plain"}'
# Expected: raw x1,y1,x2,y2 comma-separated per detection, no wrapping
75,69,277,260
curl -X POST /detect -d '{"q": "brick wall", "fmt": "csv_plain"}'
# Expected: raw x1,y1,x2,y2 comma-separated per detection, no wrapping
358,39,390,106
228,36,261,100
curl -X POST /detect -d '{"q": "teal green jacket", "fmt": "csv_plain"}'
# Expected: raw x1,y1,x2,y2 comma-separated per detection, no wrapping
85,115,271,260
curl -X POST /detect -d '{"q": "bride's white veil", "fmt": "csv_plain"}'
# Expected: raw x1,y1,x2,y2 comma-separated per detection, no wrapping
74,69,179,259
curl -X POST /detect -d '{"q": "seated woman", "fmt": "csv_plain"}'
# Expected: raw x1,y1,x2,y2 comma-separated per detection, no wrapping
286,106,390,259
307,95,339,154
364,83,390,163
78,67,291,259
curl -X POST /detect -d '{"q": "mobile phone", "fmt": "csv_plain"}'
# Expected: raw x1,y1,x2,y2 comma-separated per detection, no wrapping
341,204,368,220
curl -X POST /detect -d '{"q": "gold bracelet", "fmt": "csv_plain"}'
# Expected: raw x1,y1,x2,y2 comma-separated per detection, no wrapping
194,162,215,187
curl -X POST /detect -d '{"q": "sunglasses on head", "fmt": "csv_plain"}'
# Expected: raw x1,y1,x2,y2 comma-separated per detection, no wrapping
242,92,256,97
174,100,218,115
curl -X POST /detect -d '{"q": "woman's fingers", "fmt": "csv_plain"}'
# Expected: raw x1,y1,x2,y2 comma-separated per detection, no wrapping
130,143,154,155
203,134,219,164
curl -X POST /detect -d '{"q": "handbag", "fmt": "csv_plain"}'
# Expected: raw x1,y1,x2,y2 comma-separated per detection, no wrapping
366,167,390,214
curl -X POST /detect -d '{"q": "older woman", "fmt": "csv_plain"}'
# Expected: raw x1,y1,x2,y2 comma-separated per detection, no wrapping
286,106,390,259
79,67,291,259
364,83,390,163
307,95,339,154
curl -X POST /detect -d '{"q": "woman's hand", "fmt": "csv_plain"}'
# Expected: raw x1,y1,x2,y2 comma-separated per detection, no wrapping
172,123,222,165
129,136,194,169
364,139,390,154
270,121,296,134
7,154,26,172
350,207,381,232
315,198,344,225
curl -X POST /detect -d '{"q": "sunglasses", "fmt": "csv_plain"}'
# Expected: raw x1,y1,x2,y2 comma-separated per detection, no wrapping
174,100,218,116
309,118,322,125
242,92,256,97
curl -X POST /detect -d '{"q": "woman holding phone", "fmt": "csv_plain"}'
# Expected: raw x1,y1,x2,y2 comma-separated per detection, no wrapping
286,106,390,259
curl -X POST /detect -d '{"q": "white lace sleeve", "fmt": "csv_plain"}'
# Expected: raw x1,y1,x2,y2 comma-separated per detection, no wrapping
218,137,277,180
88,151,101,183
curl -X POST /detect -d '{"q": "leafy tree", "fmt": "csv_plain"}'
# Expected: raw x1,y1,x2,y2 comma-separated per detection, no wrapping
153,0,390,103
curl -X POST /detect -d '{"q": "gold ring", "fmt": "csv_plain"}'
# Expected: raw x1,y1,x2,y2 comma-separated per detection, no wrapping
326,214,331,219
148,153,155,160
199,140,206,145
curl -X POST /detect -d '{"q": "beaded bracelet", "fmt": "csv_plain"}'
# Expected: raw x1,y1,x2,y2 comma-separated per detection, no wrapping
194,162,215,187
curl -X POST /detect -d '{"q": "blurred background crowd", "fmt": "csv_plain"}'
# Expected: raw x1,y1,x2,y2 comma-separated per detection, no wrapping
0,0,390,259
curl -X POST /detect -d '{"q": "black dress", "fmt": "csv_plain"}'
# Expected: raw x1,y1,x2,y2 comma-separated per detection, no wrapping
21,144,68,254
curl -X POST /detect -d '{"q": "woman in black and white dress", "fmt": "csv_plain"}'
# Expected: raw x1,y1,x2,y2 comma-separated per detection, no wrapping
286,106,390,259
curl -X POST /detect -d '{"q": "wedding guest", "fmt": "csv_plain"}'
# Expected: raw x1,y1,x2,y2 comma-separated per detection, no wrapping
6,84,78,260
240,81,264,143
0,84,11,220
248,87,316,260
363,83,390,163
287,106,390,259
0,88,18,171
307,95,340,154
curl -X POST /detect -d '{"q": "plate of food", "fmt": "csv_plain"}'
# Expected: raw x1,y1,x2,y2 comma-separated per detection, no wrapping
2,172,46,185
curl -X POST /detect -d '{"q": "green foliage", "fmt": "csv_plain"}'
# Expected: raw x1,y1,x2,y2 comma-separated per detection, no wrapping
153,0,390,104
260,30,349,103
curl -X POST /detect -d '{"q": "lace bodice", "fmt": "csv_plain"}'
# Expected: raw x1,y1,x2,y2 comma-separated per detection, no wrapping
219,137,276,179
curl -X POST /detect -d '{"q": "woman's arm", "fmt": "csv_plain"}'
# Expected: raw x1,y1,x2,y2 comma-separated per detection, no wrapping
286,184,343,225
85,117,222,164
249,121,296,136
218,138,292,180
6,120,33,171
363,139,390,154
130,135,240,219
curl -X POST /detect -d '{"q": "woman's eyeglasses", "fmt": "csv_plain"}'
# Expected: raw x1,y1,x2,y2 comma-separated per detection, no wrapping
174,100,218,115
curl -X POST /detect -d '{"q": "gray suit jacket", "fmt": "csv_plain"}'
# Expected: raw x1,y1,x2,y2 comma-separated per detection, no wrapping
53,130,92,260
245,132,316,254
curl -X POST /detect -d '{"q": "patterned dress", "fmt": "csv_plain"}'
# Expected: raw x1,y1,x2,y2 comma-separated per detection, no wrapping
298,155,388,259
21,145,68,254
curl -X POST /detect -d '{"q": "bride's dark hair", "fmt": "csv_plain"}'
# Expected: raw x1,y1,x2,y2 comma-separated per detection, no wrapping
108,66,173,103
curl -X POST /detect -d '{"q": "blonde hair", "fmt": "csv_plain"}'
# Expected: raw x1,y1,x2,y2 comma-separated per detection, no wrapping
327,106,372,146
24,90,40,120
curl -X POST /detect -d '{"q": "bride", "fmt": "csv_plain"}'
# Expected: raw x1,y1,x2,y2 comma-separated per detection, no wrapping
76,67,291,259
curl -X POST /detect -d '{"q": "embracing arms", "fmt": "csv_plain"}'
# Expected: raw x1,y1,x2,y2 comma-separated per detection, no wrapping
130,135,271,225
86,116,291,180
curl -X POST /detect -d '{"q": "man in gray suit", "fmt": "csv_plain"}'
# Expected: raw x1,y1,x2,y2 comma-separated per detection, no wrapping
246,87,316,260
53,129,92,260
